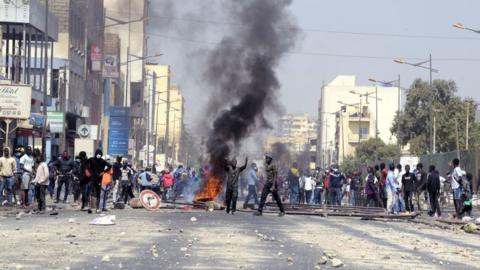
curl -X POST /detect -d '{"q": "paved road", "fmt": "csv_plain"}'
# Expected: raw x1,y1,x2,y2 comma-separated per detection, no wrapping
0,207,478,270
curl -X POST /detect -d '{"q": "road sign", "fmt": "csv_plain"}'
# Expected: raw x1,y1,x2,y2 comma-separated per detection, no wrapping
78,124,91,137
139,190,161,210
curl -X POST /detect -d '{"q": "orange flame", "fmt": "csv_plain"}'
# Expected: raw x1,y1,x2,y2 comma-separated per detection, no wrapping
194,176,222,202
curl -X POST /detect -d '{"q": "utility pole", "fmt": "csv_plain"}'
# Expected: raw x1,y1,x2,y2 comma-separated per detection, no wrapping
455,118,460,159
466,101,470,150
375,86,379,164
429,53,434,154
41,0,49,158
165,82,171,168
151,72,157,168
60,64,67,152
396,74,401,161
358,96,362,145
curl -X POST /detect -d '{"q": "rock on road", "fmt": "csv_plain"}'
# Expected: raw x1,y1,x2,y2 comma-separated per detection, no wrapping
0,208,479,270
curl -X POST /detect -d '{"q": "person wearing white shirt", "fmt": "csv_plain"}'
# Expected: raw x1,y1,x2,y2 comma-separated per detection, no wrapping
32,154,49,213
451,158,465,218
19,146,35,207
394,164,405,212
304,174,315,205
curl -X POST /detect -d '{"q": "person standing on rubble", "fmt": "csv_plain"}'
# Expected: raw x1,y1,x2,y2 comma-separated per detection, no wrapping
254,155,285,217
225,157,248,215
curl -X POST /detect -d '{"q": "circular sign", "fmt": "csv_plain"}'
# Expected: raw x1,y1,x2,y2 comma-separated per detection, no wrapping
140,190,161,210
78,124,90,137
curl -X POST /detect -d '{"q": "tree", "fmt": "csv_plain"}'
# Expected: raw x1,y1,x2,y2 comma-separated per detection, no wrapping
341,138,396,175
391,79,479,155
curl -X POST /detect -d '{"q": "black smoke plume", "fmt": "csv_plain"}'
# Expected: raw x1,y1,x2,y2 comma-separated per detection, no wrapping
205,0,299,177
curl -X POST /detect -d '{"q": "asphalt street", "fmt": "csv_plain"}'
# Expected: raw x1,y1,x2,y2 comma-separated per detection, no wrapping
0,207,479,270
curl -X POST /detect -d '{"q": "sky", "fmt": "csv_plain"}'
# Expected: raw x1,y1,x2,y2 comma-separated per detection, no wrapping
147,0,480,129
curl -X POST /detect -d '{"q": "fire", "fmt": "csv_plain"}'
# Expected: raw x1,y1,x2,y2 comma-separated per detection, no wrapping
194,176,222,202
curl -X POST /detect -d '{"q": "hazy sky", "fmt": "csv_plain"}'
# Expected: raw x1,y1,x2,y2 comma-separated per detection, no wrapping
148,0,480,128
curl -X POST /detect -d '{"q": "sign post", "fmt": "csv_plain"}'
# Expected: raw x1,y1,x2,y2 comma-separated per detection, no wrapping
0,83,32,149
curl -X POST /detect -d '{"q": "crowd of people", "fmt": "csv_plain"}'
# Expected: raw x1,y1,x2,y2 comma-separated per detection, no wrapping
0,146,476,220
0,146,202,214
265,158,475,219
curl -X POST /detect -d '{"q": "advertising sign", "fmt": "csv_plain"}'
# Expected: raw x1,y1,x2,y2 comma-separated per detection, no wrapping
75,139,95,159
47,112,64,133
0,84,32,119
102,55,119,78
91,45,102,72
108,107,130,157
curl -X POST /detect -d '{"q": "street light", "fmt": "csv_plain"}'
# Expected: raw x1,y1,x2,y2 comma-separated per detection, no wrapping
347,89,382,164
369,76,402,161
452,22,480,34
394,55,439,154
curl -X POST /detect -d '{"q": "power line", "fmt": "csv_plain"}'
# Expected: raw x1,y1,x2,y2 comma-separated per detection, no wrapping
106,9,480,41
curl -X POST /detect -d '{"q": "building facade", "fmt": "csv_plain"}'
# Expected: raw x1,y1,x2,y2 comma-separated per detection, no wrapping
318,75,400,167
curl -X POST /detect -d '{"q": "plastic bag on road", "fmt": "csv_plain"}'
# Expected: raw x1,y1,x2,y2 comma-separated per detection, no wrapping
89,215,116,225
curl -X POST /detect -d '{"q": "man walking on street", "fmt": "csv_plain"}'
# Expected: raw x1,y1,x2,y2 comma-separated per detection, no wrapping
243,162,259,209
386,163,398,214
225,157,248,215
415,163,427,211
0,147,16,206
254,155,285,217
426,165,441,217
402,165,417,212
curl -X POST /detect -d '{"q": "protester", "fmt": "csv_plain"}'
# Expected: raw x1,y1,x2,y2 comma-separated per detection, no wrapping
451,158,465,219
225,158,248,215
426,165,441,218
254,155,285,217
313,171,323,205
77,151,91,210
299,173,306,204
19,146,35,207
86,149,111,214
52,151,76,203
32,153,49,214
119,162,135,204
349,171,361,206
161,169,174,200
100,167,113,211
415,163,428,211
287,163,300,203
402,165,416,212
304,173,315,204
244,162,259,208
324,169,330,205
47,155,58,199
364,167,380,207
379,163,388,209
139,168,153,191
459,193,472,218
386,163,398,214
394,164,405,213
112,156,122,203
0,147,16,206
329,165,344,206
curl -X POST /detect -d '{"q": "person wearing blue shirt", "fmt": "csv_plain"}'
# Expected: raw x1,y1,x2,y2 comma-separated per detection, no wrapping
386,163,399,214
243,163,259,209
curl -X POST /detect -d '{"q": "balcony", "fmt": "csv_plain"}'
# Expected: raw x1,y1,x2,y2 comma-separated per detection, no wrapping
348,134,370,143
348,112,370,122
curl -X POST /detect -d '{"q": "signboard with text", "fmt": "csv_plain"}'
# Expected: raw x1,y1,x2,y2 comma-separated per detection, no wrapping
0,84,32,119
102,55,119,78
46,112,64,133
91,45,102,72
108,107,130,157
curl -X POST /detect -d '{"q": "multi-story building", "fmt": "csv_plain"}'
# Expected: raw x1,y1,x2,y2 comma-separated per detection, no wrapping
144,63,186,167
318,75,400,167
43,0,105,155
0,0,58,153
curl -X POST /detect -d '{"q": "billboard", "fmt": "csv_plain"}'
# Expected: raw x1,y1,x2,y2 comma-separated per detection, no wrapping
47,112,64,133
91,45,102,72
102,55,119,78
108,107,130,157
0,84,32,119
